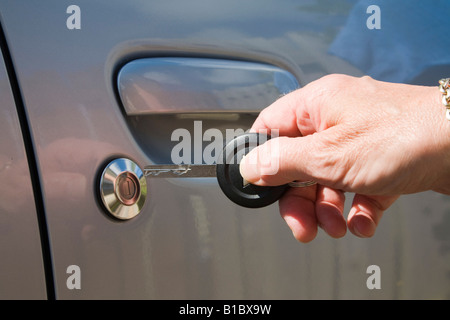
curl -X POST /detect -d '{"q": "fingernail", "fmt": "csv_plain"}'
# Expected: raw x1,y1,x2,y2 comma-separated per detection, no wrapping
317,205,347,238
349,208,376,238
352,221,366,238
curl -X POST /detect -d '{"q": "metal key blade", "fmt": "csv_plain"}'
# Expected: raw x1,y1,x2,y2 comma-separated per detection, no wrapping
143,164,217,178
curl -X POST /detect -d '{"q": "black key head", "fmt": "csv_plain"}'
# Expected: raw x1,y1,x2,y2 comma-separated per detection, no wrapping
216,132,288,208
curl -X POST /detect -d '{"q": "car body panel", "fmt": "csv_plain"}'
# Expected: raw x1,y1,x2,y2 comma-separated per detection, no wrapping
0,0,449,299
0,46,47,299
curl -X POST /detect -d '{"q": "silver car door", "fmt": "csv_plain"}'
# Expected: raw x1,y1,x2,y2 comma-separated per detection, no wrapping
0,1,449,300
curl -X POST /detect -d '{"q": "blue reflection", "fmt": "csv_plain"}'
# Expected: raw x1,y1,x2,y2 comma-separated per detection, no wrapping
329,0,450,83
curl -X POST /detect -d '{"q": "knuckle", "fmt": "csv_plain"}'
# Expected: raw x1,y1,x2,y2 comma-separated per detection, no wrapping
306,133,359,190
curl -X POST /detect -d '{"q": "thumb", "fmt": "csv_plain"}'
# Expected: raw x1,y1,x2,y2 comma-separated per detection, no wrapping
240,134,325,186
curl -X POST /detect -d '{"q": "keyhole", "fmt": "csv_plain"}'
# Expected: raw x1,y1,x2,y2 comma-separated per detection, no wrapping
115,172,139,205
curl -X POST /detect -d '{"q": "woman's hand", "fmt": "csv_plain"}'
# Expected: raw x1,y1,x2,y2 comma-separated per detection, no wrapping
240,74,450,242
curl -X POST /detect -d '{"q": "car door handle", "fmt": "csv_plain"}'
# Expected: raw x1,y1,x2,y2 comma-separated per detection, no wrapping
117,57,299,115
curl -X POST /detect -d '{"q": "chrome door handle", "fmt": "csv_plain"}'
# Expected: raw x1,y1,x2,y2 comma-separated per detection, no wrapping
117,57,299,115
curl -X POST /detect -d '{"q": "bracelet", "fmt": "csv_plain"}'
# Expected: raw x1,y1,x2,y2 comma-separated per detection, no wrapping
439,78,450,120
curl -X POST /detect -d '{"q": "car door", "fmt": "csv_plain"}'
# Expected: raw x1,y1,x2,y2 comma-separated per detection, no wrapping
0,28,47,299
0,0,449,300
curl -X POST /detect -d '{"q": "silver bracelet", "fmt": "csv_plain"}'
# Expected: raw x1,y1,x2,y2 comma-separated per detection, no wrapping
439,78,450,120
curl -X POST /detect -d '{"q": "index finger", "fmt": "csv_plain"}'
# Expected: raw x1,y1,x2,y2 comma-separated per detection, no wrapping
252,74,357,136
251,91,302,137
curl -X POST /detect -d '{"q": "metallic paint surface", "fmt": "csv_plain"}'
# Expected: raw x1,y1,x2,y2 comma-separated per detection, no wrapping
0,46,47,299
0,0,448,299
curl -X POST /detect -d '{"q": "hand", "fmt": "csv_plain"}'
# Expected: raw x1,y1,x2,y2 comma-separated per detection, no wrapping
240,74,450,242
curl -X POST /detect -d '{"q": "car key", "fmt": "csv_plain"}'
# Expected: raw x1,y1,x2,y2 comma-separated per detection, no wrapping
144,132,289,208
